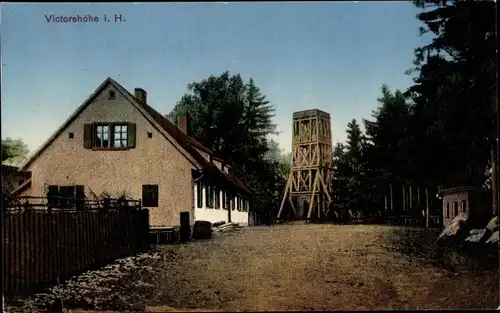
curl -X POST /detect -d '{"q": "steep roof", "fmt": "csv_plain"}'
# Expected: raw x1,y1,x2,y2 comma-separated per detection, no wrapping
20,77,252,198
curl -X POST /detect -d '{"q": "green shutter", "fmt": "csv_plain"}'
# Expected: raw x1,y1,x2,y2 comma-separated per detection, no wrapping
83,124,92,149
128,123,136,148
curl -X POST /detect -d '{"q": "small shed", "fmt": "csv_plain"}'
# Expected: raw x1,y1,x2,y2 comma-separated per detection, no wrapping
440,186,491,227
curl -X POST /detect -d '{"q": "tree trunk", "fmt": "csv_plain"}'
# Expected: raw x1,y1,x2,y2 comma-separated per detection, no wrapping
402,185,406,212
390,184,394,212
425,187,430,228
491,144,498,216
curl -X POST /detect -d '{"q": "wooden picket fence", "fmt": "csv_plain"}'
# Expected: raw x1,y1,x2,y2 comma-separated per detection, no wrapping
2,197,150,297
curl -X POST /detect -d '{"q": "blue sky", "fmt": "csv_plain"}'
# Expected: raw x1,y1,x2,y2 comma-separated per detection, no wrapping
1,2,431,154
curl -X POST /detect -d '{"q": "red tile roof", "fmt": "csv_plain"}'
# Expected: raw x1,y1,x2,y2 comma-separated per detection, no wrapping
126,91,252,198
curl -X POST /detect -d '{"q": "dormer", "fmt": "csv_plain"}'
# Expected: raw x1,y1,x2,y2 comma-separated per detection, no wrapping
195,148,211,163
222,162,231,174
212,158,222,170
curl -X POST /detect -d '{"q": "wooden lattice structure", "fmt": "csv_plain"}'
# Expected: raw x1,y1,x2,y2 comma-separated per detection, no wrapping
277,109,334,220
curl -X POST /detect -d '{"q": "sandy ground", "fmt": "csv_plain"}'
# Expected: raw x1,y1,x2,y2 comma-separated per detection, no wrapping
8,224,499,312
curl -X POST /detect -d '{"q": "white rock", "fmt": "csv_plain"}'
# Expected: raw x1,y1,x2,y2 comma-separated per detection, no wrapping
486,230,499,244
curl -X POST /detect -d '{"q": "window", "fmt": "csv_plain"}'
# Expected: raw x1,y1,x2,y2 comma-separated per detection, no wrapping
113,125,128,148
214,186,220,209
95,125,110,148
108,90,116,99
206,185,213,208
84,123,136,149
223,192,228,210
142,185,158,207
453,202,458,217
147,132,153,138
196,181,203,208
69,132,74,139
461,200,467,212
446,202,450,218
46,185,84,209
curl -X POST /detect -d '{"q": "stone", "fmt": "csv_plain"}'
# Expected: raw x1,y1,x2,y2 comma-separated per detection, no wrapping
486,216,498,232
465,228,490,243
438,213,471,242
485,230,499,244
192,221,213,240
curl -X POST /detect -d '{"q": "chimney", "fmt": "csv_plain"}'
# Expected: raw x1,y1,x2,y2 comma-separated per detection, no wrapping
177,115,189,135
134,88,147,104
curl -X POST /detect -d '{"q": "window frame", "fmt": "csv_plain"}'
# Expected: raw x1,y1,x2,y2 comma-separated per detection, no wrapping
92,122,129,150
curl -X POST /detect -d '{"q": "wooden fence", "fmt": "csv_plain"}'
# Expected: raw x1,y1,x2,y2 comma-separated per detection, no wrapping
2,197,150,297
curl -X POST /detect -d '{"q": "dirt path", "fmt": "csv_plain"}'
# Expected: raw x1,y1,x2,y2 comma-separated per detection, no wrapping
9,224,498,312
141,225,498,311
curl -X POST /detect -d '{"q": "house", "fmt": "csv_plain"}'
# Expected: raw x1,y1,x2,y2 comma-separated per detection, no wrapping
441,186,491,227
17,77,252,227
2,164,32,196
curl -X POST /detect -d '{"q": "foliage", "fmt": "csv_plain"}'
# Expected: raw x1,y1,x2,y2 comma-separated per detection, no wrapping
1,137,29,166
168,71,288,219
332,0,496,217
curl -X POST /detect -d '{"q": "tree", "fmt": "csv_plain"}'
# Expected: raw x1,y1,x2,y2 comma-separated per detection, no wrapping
1,137,29,166
407,0,496,189
168,71,283,221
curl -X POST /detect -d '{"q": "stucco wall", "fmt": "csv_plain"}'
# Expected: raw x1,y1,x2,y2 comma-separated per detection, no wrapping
22,84,196,227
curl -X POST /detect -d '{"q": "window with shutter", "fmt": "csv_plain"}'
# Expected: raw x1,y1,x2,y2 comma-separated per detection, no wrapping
86,122,136,150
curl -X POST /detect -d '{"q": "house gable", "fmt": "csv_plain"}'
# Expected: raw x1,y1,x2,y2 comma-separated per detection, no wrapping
21,78,202,171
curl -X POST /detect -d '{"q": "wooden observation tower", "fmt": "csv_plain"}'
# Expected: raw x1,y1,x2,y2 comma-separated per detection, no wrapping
277,109,334,220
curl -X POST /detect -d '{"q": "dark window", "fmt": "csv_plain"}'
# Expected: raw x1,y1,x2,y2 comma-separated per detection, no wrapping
69,132,74,139
84,123,136,149
142,185,158,207
453,202,459,217
147,132,153,138
223,192,228,210
59,186,75,209
461,200,467,212
46,185,84,209
108,90,116,99
206,185,213,208
446,202,450,218
197,181,203,208
214,187,220,209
